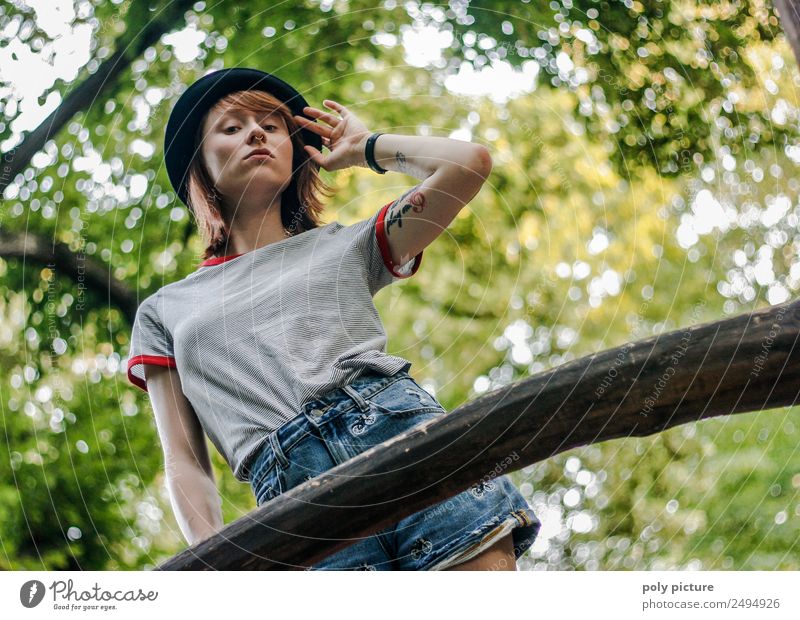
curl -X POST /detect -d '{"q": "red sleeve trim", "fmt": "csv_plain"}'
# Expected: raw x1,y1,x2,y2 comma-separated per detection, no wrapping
375,201,424,278
127,355,177,393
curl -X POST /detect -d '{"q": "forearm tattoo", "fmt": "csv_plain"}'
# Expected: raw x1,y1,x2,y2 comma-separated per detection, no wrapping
394,150,428,179
385,185,427,236
396,151,407,174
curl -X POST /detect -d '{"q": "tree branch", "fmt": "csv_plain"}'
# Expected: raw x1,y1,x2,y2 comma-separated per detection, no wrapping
0,0,195,195
158,298,800,570
0,230,137,323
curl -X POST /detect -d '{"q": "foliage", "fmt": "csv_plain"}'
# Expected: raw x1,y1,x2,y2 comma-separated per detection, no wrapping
0,0,797,570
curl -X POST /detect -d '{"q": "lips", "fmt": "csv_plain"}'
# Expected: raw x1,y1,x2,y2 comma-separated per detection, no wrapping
244,148,273,160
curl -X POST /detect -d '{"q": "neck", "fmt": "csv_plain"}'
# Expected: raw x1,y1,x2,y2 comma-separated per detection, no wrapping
225,202,290,256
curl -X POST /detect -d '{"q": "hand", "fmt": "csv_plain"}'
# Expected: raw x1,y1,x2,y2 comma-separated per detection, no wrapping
293,99,373,172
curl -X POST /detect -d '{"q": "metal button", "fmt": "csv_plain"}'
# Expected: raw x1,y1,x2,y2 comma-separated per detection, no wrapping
311,408,324,417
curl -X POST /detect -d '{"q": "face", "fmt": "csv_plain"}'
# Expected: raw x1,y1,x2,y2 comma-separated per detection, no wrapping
199,102,294,211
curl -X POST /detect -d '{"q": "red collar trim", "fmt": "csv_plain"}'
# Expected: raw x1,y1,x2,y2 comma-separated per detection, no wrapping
199,253,244,267
197,228,310,268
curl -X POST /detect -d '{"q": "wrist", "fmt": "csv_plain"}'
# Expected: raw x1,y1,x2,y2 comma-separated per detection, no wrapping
348,132,371,169
365,132,388,174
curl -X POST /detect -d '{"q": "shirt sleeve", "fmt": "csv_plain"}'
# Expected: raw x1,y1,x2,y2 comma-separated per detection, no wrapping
350,197,424,296
126,290,177,392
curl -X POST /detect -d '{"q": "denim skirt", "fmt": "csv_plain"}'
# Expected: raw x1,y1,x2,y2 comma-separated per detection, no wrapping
247,367,541,570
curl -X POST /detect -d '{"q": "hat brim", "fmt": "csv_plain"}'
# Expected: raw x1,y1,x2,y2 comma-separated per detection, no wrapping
164,68,323,209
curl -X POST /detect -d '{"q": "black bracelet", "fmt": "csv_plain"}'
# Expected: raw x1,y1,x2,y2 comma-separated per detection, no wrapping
365,132,388,174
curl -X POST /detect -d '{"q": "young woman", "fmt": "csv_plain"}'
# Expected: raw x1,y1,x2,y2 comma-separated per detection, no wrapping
127,68,540,570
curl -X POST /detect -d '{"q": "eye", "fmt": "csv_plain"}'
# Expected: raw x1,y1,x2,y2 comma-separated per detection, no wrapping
224,124,276,132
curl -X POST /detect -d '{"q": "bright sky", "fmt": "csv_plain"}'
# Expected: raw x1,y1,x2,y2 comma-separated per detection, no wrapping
0,0,92,151
0,4,538,153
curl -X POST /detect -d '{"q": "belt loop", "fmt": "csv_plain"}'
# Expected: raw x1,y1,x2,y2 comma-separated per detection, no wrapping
268,431,289,469
341,384,370,412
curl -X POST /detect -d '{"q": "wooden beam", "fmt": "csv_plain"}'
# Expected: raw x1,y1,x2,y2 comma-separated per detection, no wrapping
157,298,800,570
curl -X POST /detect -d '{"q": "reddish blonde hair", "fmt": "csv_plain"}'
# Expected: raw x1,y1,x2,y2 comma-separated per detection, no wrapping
186,90,336,259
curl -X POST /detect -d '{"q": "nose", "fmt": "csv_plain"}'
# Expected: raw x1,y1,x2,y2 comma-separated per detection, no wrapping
247,122,268,145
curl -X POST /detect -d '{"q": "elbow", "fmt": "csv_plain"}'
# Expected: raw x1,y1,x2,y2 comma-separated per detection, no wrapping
470,145,493,182
444,146,492,186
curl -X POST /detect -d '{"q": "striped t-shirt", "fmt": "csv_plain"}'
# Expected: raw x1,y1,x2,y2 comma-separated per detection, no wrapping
126,200,423,482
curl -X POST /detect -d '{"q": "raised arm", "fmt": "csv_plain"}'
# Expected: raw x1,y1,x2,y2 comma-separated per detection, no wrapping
294,99,493,269
363,132,491,266
144,364,223,546
366,132,491,182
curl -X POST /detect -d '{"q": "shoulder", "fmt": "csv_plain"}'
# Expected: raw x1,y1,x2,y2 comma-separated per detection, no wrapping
315,220,345,236
329,207,385,242
303,220,351,246
135,286,175,322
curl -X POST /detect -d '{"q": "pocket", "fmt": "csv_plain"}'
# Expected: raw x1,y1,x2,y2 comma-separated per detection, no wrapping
367,377,446,418
253,461,286,507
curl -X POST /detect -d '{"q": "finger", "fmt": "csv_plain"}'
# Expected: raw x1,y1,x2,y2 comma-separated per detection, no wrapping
293,115,333,139
303,144,322,165
293,114,319,129
323,99,349,116
301,107,340,127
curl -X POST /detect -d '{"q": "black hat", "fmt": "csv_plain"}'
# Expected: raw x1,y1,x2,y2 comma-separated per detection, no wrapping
164,68,322,210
